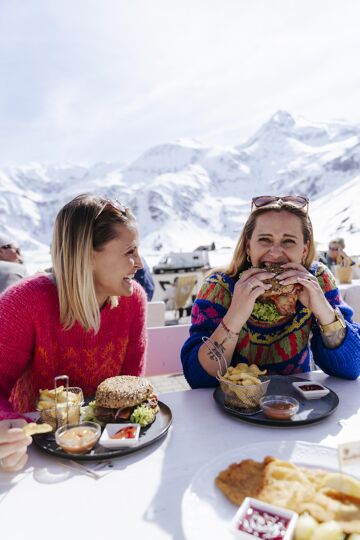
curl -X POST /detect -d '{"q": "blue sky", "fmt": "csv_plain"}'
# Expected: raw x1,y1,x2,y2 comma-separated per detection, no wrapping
1,0,360,166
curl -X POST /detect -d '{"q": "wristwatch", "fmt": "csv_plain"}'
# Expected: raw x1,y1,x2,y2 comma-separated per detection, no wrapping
317,307,346,334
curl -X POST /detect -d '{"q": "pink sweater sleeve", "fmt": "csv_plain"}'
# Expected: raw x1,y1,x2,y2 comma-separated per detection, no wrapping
121,282,148,376
0,280,36,420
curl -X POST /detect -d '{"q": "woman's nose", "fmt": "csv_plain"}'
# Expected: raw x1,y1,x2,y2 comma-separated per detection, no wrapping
268,245,285,258
135,254,143,269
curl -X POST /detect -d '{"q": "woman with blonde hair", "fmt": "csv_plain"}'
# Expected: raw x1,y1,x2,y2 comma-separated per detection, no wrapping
0,194,146,471
181,195,360,388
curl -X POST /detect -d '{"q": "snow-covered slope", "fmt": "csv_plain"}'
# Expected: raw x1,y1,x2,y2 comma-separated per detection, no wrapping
1,110,360,271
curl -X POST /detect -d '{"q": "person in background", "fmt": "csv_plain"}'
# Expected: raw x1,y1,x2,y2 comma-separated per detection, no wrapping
0,194,146,472
324,237,355,270
0,235,27,293
134,257,155,301
181,195,360,388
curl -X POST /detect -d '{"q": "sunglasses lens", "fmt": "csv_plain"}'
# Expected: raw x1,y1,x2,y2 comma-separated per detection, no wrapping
281,195,308,208
252,196,277,207
95,199,127,220
252,195,308,209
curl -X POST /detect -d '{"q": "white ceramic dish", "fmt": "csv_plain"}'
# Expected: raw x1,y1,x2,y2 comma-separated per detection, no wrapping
181,441,354,540
99,423,140,448
292,381,330,400
230,497,298,539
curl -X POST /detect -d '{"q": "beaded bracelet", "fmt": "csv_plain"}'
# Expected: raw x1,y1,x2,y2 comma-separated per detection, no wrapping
220,319,240,337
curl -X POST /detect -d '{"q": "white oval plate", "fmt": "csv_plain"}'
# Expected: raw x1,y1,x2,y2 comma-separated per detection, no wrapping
181,440,349,540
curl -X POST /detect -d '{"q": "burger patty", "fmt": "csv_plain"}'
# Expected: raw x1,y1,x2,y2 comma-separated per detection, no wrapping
94,394,159,422
257,262,303,316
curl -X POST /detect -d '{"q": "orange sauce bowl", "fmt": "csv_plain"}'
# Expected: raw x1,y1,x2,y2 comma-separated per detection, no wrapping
55,421,101,454
259,395,299,421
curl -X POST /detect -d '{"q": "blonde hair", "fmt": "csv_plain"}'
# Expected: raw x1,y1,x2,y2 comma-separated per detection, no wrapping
329,237,345,249
51,194,135,333
225,203,316,278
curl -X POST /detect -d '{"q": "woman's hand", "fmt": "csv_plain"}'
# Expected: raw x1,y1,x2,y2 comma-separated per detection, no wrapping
0,419,32,472
279,263,335,323
226,267,274,326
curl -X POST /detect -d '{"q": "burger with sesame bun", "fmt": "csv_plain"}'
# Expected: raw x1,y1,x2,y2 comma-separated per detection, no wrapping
251,262,303,323
83,376,159,427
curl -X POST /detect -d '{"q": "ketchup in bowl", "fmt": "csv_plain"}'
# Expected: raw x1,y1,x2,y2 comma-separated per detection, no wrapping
111,426,137,439
298,384,324,391
100,423,140,448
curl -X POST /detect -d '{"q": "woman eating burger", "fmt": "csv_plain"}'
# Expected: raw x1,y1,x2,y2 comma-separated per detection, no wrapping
0,194,147,472
181,195,360,387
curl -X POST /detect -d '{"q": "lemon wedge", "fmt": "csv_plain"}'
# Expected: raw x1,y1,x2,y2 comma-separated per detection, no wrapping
321,472,360,498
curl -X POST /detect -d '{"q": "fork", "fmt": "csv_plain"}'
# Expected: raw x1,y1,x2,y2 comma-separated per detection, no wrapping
59,459,102,480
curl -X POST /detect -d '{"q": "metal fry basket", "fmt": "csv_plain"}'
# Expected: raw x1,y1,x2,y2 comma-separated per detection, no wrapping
218,376,270,410
37,375,83,431
202,336,270,411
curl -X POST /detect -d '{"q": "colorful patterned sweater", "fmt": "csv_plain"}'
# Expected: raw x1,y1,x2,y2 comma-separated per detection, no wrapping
181,261,360,388
0,275,147,419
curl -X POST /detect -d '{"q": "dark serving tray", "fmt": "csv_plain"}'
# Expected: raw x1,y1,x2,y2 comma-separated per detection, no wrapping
213,375,339,427
32,401,172,460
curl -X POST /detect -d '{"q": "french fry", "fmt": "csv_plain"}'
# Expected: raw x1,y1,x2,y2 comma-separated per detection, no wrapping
233,363,249,373
247,364,267,376
23,422,52,436
228,373,248,381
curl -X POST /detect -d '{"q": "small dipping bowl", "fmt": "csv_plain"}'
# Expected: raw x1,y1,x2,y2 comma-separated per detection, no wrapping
231,497,298,539
259,395,299,421
292,381,330,400
55,421,101,454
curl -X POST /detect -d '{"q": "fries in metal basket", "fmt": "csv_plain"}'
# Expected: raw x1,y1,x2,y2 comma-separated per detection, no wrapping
219,363,269,410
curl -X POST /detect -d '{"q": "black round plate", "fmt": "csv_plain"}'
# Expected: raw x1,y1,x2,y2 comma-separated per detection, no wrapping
32,401,172,460
213,375,339,427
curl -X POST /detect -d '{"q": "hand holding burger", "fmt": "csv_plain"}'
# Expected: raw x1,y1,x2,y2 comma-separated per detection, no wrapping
274,262,338,325
252,262,303,322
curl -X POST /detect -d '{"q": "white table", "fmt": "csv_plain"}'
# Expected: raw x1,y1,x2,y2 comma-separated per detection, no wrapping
338,278,360,323
1,372,360,540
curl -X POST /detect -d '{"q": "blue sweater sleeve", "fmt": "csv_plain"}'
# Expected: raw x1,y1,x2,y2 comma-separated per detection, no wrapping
181,273,233,388
310,292,360,380
309,261,360,379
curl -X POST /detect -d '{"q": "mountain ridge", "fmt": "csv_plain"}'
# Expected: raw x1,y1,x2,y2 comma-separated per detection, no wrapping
1,110,360,271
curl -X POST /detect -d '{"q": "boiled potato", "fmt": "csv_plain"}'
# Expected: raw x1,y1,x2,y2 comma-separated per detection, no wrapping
294,513,318,540
311,521,345,540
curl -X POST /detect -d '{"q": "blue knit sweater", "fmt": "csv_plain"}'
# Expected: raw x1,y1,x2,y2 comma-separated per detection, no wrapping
181,262,360,388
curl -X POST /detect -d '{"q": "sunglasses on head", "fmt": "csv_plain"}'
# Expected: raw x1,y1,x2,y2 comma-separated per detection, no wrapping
1,244,21,254
251,195,309,211
95,199,128,221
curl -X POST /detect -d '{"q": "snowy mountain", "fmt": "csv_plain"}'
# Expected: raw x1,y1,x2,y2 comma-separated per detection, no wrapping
1,110,360,272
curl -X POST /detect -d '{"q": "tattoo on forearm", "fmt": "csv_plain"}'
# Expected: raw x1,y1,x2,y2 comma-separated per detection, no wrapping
208,340,226,363
321,327,346,349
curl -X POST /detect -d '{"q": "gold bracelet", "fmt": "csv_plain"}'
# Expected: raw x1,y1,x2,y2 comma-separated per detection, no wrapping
220,320,240,337
316,308,346,334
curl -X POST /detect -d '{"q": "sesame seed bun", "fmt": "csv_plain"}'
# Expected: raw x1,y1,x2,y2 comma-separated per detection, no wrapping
95,376,154,409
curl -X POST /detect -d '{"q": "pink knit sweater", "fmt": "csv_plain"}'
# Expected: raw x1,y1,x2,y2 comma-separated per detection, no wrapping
0,275,147,419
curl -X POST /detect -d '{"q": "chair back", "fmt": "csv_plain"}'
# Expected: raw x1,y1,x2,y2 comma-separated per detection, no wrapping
174,275,197,309
337,266,352,284
147,301,166,327
145,323,190,375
